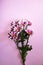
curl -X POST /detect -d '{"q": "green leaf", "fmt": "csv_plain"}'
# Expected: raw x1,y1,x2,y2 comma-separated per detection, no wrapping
27,45,32,51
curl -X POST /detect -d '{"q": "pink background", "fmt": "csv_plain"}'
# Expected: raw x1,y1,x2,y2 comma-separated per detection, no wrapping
0,0,43,65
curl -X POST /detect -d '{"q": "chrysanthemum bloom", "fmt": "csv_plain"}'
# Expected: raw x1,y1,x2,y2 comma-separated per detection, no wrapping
28,21,32,26
12,31,17,38
17,26,22,32
25,30,33,35
21,21,26,26
15,20,19,27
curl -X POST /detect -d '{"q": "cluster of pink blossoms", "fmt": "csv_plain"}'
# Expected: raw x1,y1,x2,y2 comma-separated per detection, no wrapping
8,19,33,65
8,19,33,42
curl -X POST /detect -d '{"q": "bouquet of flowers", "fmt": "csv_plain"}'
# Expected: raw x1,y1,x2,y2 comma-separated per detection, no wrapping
8,19,33,65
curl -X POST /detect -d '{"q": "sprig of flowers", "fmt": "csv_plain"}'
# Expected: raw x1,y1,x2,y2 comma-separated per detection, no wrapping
8,19,33,65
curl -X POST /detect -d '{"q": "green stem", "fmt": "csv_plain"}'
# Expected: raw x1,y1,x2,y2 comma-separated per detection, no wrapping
26,38,28,45
23,61,25,65
22,42,25,65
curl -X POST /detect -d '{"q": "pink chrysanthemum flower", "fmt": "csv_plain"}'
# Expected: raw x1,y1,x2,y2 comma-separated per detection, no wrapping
17,26,22,32
15,20,19,27
21,21,26,26
26,30,33,35
12,31,17,38
28,21,32,26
